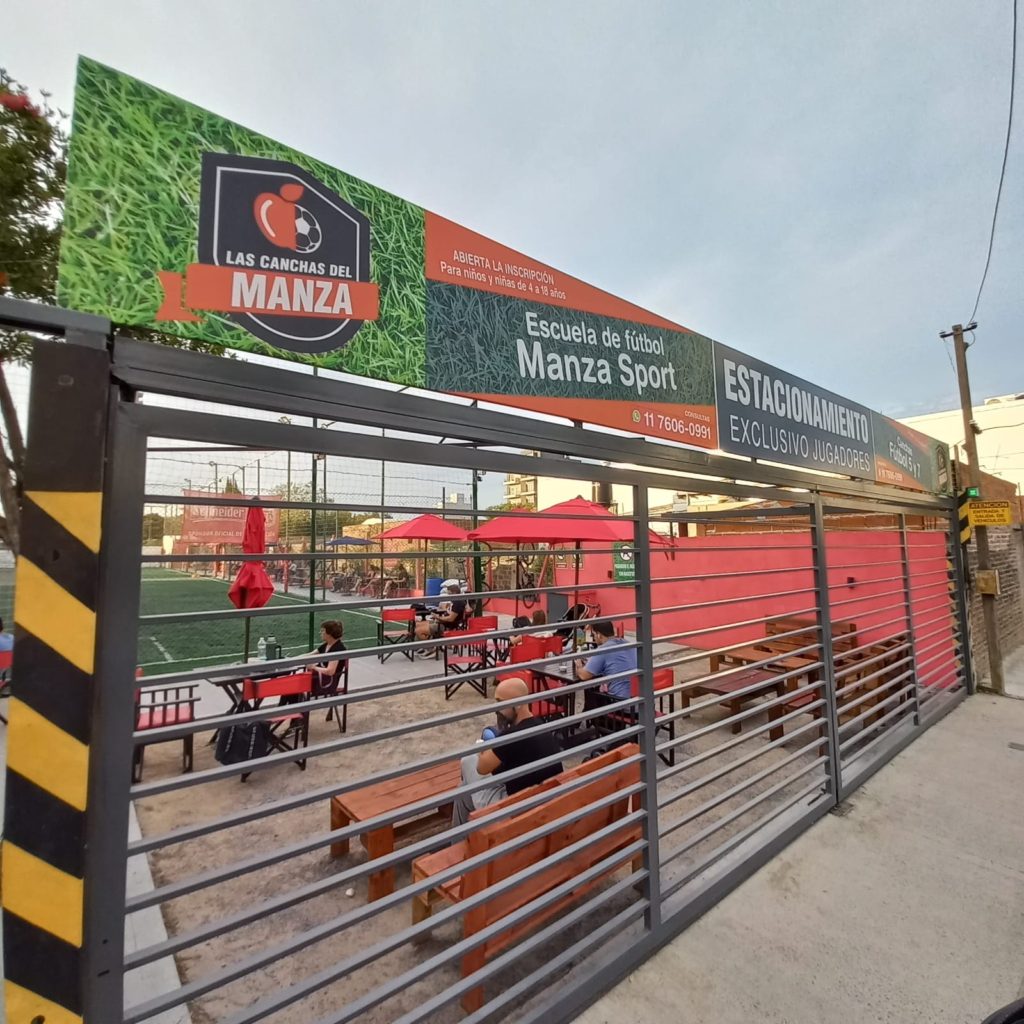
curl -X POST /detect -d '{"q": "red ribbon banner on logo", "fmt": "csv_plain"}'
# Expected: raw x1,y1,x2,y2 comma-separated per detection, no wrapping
156,265,380,324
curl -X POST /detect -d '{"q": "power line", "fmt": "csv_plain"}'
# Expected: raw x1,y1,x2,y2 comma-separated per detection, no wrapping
968,0,1019,324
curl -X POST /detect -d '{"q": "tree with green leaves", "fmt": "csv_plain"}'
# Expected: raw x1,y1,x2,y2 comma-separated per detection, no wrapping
0,70,227,555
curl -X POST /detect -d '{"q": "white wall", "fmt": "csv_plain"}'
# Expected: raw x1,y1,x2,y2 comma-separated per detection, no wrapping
902,395,1024,493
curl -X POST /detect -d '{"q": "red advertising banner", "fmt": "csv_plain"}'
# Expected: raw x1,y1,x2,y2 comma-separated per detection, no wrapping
180,493,281,546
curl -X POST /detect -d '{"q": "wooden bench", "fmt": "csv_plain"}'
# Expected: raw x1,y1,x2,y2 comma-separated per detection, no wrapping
710,616,858,676
680,668,785,740
410,744,642,1013
330,759,462,901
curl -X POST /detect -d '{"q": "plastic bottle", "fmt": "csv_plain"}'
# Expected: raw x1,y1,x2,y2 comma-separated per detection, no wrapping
257,636,267,660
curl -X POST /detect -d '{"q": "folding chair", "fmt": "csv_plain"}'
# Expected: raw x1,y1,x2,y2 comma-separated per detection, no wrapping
133,681,200,782
240,671,313,781
444,620,492,699
317,658,351,734
600,667,676,766
378,608,415,662
467,615,500,663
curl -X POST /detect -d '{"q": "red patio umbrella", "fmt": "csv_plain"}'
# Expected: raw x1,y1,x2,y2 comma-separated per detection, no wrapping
228,505,275,661
377,514,469,542
468,496,668,620
378,514,470,594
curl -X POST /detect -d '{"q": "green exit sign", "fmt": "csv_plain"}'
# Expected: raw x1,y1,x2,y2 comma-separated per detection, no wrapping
966,486,981,498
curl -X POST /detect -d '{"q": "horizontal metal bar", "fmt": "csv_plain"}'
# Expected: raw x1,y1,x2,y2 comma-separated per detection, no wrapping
837,684,916,745
137,577,628,627
127,803,646,1023
125,747,641,967
132,647,634,761
660,667,825,734
916,645,961,675
134,635,638,741
143,544,630,562
835,655,913,699
0,294,111,335
836,669,914,717
659,756,828,865
660,735,827,841
657,699,823,784
820,495,952,516
301,852,646,1024
651,602,823,646
650,563,816,586
652,542,816,553
128,718,640,910
402,898,646,1024
652,583,820,617
659,504,813,522
840,705,918,769
658,722,824,812
661,774,829,902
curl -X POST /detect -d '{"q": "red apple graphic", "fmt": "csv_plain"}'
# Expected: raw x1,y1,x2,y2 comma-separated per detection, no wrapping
253,183,305,250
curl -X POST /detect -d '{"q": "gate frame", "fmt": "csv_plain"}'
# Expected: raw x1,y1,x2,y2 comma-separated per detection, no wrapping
0,297,969,1024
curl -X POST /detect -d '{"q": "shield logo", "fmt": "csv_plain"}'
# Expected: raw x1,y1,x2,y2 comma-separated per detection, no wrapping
198,153,371,354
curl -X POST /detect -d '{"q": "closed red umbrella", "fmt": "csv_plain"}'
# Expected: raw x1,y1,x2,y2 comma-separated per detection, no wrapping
229,506,275,660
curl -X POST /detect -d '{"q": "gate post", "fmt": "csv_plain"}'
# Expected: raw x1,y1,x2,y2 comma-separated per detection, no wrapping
630,484,663,930
2,336,110,1024
809,498,844,802
898,514,923,724
949,503,976,696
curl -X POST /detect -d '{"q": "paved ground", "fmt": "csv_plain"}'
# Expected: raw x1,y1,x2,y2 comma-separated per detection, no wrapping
575,693,1024,1024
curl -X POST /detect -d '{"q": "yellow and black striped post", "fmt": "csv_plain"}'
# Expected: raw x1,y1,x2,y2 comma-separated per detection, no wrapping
958,489,972,547
3,340,109,1024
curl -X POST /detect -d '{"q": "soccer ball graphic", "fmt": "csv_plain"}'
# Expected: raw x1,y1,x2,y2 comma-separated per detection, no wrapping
293,205,322,254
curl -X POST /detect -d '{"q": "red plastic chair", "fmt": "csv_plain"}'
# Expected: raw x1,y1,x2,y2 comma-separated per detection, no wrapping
240,671,313,780
600,668,676,766
444,618,493,699
378,608,415,662
133,672,200,783
530,635,571,719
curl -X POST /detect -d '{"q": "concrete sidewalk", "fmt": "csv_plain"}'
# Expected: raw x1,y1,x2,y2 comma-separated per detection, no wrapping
576,694,1024,1024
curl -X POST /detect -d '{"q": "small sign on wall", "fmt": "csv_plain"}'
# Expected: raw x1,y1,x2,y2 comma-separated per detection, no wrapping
975,569,1001,596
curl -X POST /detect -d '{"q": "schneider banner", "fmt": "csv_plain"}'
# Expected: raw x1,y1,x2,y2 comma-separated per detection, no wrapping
58,58,947,492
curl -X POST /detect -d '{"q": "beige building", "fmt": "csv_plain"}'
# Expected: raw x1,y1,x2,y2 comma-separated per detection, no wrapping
902,392,1024,495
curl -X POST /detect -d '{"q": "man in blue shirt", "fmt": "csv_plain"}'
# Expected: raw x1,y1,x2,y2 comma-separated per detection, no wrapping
0,618,13,653
575,620,637,717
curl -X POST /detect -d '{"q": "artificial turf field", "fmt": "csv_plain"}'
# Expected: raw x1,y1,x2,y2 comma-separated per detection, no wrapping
136,568,378,675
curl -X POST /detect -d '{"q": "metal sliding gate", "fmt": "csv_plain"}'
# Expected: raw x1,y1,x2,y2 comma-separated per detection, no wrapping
0,302,970,1024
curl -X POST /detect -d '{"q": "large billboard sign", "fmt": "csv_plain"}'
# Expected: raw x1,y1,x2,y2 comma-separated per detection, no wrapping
714,343,875,479
58,58,947,493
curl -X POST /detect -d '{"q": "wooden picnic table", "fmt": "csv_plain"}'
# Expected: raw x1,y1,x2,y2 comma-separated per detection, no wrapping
329,758,462,900
681,668,787,741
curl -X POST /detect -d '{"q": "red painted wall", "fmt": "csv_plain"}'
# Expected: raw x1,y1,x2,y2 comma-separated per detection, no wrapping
548,531,958,679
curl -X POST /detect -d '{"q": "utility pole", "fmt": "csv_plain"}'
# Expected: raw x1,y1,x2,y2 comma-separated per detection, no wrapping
943,321,1004,695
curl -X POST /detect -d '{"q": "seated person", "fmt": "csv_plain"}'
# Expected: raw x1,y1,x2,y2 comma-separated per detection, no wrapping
575,619,636,716
530,608,555,640
413,582,467,643
452,677,564,826
0,617,13,653
311,620,346,695
508,614,531,646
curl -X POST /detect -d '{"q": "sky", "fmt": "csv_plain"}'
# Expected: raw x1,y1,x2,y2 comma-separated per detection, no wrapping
5,1,1022,424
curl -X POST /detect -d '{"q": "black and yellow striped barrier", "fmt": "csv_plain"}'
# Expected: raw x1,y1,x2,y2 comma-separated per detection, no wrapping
958,489,972,546
3,341,107,1024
